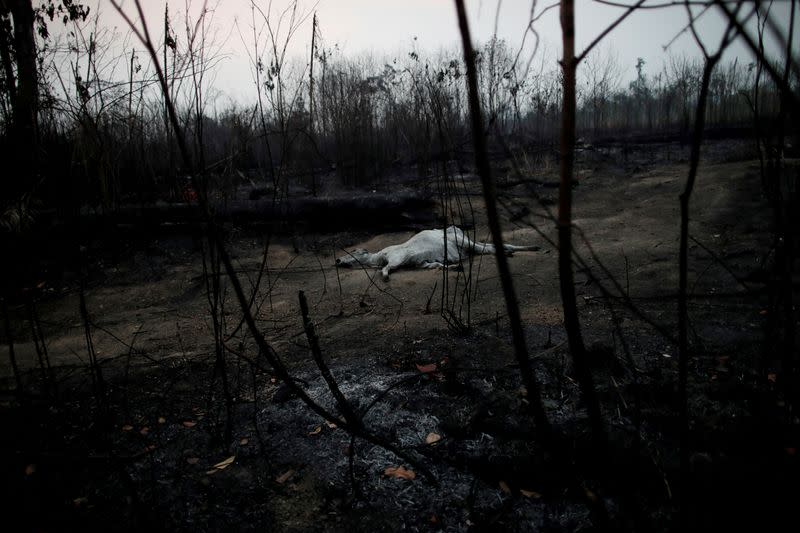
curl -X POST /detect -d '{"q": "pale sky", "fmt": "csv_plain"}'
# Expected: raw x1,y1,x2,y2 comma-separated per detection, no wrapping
70,1,799,103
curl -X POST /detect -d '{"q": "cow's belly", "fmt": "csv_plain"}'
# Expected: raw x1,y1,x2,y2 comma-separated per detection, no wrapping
391,229,468,266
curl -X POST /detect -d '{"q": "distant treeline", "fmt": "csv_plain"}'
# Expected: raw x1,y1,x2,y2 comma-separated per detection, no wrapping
0,8,795,209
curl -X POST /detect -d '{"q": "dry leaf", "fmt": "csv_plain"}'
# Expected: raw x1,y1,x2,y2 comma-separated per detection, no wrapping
425,433,442,445
326,421,338,429
139,427,150,436
213,456,236,470
73,497,89,507
25,464,36,476
158,417,166,424
768,373,777,383
308,426,323,436
275,469,295,484
416,363,437,374
182,421,197,428
239,438,249,446
384,466,416,481
498,481,511,494
186,457,200,465
121,424,134,432
520,489,542,499
205,469,218,476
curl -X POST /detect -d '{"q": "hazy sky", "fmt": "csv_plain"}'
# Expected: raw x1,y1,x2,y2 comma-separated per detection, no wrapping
82,1,798,103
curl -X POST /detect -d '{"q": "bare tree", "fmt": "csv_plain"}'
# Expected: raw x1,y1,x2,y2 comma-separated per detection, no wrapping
677,2,741,526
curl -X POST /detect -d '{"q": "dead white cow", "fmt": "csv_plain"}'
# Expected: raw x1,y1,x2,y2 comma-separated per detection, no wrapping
336,225,540,281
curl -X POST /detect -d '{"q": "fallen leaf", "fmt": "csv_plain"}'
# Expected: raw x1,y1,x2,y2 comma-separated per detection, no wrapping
212,456,236,470
384,466,416,480
661,353,672,359
147,444,157,451
429,514,439,525
416,363,437,374
139,427,150,436
326,421,338,429
121,424,134,432
759,309,768,315
425,433,442,445
768,373,777,383
275,469,295,484
182,421,197,428
205,469,218,476
73,497,89,507
308,426,323,436
158,417,166,424
498,481,512,494
25,464,36,476
520,489,542,499
239,438,249,446
186,457,200,465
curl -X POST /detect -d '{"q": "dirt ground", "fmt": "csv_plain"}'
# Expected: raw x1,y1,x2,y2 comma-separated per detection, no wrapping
2,142,797,531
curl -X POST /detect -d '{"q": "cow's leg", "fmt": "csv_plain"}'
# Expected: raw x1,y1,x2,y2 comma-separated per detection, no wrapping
423,261,464,272
459,235,498,255
503,243,541,252
463,235,538,256
381,260,401,281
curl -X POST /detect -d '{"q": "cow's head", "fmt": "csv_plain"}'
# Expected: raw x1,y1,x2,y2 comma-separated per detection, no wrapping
335,248,370,268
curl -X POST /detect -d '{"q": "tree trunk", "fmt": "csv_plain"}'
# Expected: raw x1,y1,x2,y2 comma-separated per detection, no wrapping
678,55,719,529
559,0,606,453
5,0,37,201
453,0,552,438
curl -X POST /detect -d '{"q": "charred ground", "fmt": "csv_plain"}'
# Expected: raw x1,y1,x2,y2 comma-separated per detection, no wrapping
1,141,798,532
